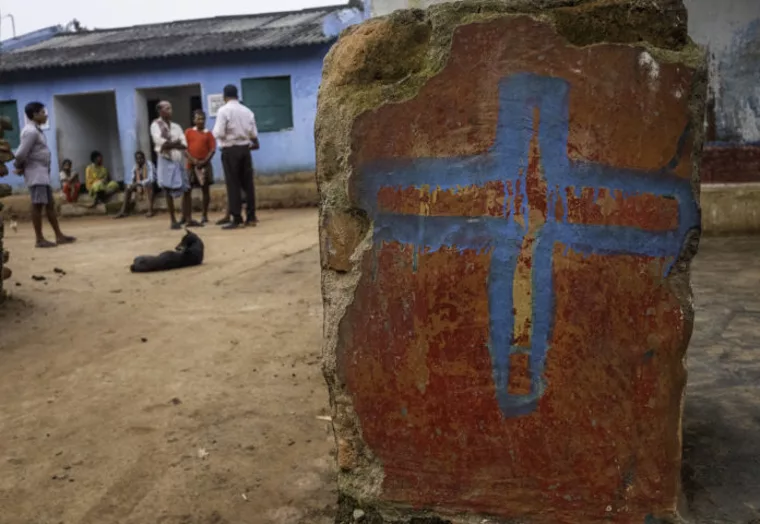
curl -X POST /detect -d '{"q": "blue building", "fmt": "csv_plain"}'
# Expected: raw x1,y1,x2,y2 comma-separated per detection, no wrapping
0,4,363,189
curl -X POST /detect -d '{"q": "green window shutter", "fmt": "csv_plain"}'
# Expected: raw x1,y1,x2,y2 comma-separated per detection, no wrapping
0,101,21,149
241,76,293,133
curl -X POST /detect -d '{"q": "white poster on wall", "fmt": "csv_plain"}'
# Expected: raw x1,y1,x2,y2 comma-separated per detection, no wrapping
207,94,225,117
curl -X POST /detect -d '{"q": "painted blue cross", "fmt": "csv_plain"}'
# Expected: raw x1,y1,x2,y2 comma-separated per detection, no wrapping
358,73,700,418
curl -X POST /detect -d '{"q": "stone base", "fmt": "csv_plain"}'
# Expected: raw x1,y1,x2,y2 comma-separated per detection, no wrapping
701,183,760,234
334,497,683,524
335,496,683,523
335,496,451,524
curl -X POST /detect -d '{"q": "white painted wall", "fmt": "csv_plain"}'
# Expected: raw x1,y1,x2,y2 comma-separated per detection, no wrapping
53,91,125,183
134,90,150,162
684,0,760,143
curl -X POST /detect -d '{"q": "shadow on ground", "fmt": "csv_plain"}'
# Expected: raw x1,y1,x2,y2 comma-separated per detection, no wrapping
682,237,760,524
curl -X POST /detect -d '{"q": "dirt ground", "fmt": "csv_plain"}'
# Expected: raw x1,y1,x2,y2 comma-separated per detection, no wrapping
0,211,758,524
682,237,760,524
0,210,335,524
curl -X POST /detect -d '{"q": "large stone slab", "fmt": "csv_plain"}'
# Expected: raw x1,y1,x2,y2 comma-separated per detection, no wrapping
317,1,706,522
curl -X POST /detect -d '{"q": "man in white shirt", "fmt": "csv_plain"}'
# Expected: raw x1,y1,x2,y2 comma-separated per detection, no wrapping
150,101,199,230
212,84,259,230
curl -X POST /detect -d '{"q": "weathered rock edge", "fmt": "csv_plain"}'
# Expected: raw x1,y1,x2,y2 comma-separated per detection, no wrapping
316,1,707,522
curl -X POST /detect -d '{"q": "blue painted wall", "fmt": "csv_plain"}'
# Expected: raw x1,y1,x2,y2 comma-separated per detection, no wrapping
0,44,332,189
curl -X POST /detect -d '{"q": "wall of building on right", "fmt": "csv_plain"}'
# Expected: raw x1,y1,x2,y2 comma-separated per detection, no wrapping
686,0,759,144
685,0,760,184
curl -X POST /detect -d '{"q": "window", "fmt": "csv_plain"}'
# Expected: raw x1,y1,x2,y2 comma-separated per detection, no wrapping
241,76,293,133
0,101,20,149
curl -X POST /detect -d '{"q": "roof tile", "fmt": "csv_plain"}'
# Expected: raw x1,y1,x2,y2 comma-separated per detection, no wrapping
0,5,355,73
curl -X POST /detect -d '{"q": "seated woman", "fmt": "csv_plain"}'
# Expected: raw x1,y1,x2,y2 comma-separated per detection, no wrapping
114,151,158,219
59,159,81,203
85,151,119,206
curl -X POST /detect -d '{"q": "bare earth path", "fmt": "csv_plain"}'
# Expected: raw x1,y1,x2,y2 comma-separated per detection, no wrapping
0,210,335,524
684,237,760,524
0,211,758,523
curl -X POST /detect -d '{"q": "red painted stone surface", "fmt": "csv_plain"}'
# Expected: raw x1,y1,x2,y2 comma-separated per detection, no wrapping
329,14,700,524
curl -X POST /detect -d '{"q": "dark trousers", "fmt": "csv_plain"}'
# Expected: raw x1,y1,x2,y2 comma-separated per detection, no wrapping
221,145,256,221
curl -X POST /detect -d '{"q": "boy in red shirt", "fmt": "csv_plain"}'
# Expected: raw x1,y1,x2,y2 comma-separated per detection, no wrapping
185,110,216,224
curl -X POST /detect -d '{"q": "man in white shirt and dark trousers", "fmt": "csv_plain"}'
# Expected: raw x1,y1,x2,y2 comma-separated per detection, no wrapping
212,84,259,230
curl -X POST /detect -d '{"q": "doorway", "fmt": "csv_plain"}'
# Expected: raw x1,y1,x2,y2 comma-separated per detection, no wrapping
54,91,125,184
135,85,202,166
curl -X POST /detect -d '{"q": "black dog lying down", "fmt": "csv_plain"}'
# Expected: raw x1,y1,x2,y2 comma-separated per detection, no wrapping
130,230,204,273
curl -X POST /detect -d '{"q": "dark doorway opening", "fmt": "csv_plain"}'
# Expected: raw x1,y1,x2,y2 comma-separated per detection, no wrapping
136,85,202,167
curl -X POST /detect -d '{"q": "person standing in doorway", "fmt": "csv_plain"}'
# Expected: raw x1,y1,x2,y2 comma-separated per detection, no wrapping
185,109,216,224
150,101,199,229
212,84,259,230
13,102,76,248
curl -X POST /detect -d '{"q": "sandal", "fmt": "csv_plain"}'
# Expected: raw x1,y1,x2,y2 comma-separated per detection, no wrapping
35,239,57,248
56,236,76,245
